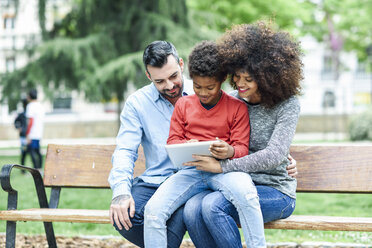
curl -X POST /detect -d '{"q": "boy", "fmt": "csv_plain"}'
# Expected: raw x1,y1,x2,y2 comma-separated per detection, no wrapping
144,41,265,247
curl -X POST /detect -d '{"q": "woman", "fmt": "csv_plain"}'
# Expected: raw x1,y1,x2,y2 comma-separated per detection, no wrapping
183,21,303,248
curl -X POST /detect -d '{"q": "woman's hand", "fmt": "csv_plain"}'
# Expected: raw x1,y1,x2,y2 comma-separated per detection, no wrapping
209,139,234,159
287,154,298,178
183,155,223,173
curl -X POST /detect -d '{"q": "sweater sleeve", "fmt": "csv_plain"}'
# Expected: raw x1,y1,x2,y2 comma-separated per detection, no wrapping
229,102,250,158
167,98,188,144
221,97,300,172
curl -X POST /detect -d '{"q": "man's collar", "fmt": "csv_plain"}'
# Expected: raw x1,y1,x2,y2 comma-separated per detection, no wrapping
150,83,162,102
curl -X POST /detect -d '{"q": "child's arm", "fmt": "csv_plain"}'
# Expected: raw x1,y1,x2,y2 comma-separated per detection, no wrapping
228,103,250,158
167,99,188,144
210,103,250,159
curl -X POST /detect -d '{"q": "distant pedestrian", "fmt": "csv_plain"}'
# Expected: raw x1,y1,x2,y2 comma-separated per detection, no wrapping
26,89,45,171
14,98,29,167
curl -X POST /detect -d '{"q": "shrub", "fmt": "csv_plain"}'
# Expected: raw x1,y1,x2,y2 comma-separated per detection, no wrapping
349,106,372,141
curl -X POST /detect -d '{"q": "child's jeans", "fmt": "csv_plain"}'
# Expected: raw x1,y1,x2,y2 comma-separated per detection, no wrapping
144,167,266,248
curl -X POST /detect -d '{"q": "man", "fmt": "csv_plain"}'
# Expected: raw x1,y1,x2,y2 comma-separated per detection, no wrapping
108,41,193,248
26,89,45,171
108,40,298,247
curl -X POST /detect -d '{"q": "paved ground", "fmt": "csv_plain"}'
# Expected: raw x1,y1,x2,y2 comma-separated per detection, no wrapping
0,234,370,248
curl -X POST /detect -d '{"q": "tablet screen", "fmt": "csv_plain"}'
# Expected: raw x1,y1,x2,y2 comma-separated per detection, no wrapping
165,140,219,168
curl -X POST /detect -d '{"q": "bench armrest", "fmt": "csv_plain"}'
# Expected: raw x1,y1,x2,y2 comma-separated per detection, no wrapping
1,164,49,210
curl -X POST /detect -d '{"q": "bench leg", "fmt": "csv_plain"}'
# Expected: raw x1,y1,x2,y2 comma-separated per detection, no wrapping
6,221,16,248
43,222,57,248
5,221,57,248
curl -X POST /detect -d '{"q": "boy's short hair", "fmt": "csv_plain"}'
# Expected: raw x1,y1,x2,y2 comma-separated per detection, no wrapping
188,41,226,83
143,41,180,72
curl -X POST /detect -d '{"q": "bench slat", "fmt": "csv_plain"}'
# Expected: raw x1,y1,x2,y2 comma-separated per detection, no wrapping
43,144,145,188
43,144,372,193
0,209,110,224
264,215,372,232
290,145,372,193
1,209,371,232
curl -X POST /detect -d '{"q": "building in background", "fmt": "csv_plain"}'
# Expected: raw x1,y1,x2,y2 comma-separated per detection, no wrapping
298,36,371,136
0,0,117,139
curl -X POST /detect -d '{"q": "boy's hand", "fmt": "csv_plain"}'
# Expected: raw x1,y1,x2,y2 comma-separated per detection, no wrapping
209,138,234,159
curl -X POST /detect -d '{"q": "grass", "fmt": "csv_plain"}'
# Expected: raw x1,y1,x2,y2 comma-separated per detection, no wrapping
1,155,372,244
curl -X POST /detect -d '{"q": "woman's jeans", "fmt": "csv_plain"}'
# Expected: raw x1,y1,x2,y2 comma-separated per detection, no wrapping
114,179,186,248
183,185,296,248
144,168,265,248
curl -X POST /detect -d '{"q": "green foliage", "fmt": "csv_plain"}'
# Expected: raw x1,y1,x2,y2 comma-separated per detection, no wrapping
302,0,372,61
1,0,215,114
188,0,372,61
349,106,372,141
187,0,314,35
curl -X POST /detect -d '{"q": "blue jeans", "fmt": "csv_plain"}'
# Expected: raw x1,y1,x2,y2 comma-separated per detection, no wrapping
183,185,296,248
144,168,265,248
114,179,186,248
29,139,42,169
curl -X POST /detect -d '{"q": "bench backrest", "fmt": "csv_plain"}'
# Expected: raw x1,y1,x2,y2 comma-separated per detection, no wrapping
43,144,145,188
291,145,371,193
43,144,372,193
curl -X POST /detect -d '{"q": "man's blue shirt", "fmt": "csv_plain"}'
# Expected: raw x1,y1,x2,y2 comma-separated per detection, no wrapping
109,79,193,198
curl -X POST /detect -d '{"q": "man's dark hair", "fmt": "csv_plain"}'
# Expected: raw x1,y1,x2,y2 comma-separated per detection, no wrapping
28,89,37,100
143,41,179,72
188,41,226,83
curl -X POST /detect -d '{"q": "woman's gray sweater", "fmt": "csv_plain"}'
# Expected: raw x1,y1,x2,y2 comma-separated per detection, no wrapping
221,91,300,198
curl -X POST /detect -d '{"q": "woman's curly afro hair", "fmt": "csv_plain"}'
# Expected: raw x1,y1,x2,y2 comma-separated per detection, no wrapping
217,21,303,107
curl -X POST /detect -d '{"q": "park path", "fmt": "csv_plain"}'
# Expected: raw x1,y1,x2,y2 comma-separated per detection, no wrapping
0,234,370,248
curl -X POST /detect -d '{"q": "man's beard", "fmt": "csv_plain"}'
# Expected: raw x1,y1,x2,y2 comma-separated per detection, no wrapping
162,77,184,99
163,86,182,98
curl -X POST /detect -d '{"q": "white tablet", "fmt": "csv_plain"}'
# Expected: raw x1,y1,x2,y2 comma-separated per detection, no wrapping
165,140,219,168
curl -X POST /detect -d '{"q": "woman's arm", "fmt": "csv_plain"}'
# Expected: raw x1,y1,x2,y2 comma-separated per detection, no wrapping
221,97,300,173
185,97,300,174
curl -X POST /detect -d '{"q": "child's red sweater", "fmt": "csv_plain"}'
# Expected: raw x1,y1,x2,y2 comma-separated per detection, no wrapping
167,91,250,159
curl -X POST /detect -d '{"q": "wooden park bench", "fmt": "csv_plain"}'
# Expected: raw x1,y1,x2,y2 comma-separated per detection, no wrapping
1,144,372,247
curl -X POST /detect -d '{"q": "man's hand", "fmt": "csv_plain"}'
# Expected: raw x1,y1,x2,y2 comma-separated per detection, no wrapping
209,139,234,159
287,154,298,178
109,194,135,231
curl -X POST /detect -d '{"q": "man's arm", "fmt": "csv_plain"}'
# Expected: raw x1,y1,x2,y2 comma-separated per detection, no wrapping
108,97,143,230
287,154,298,178
26,117,33,143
